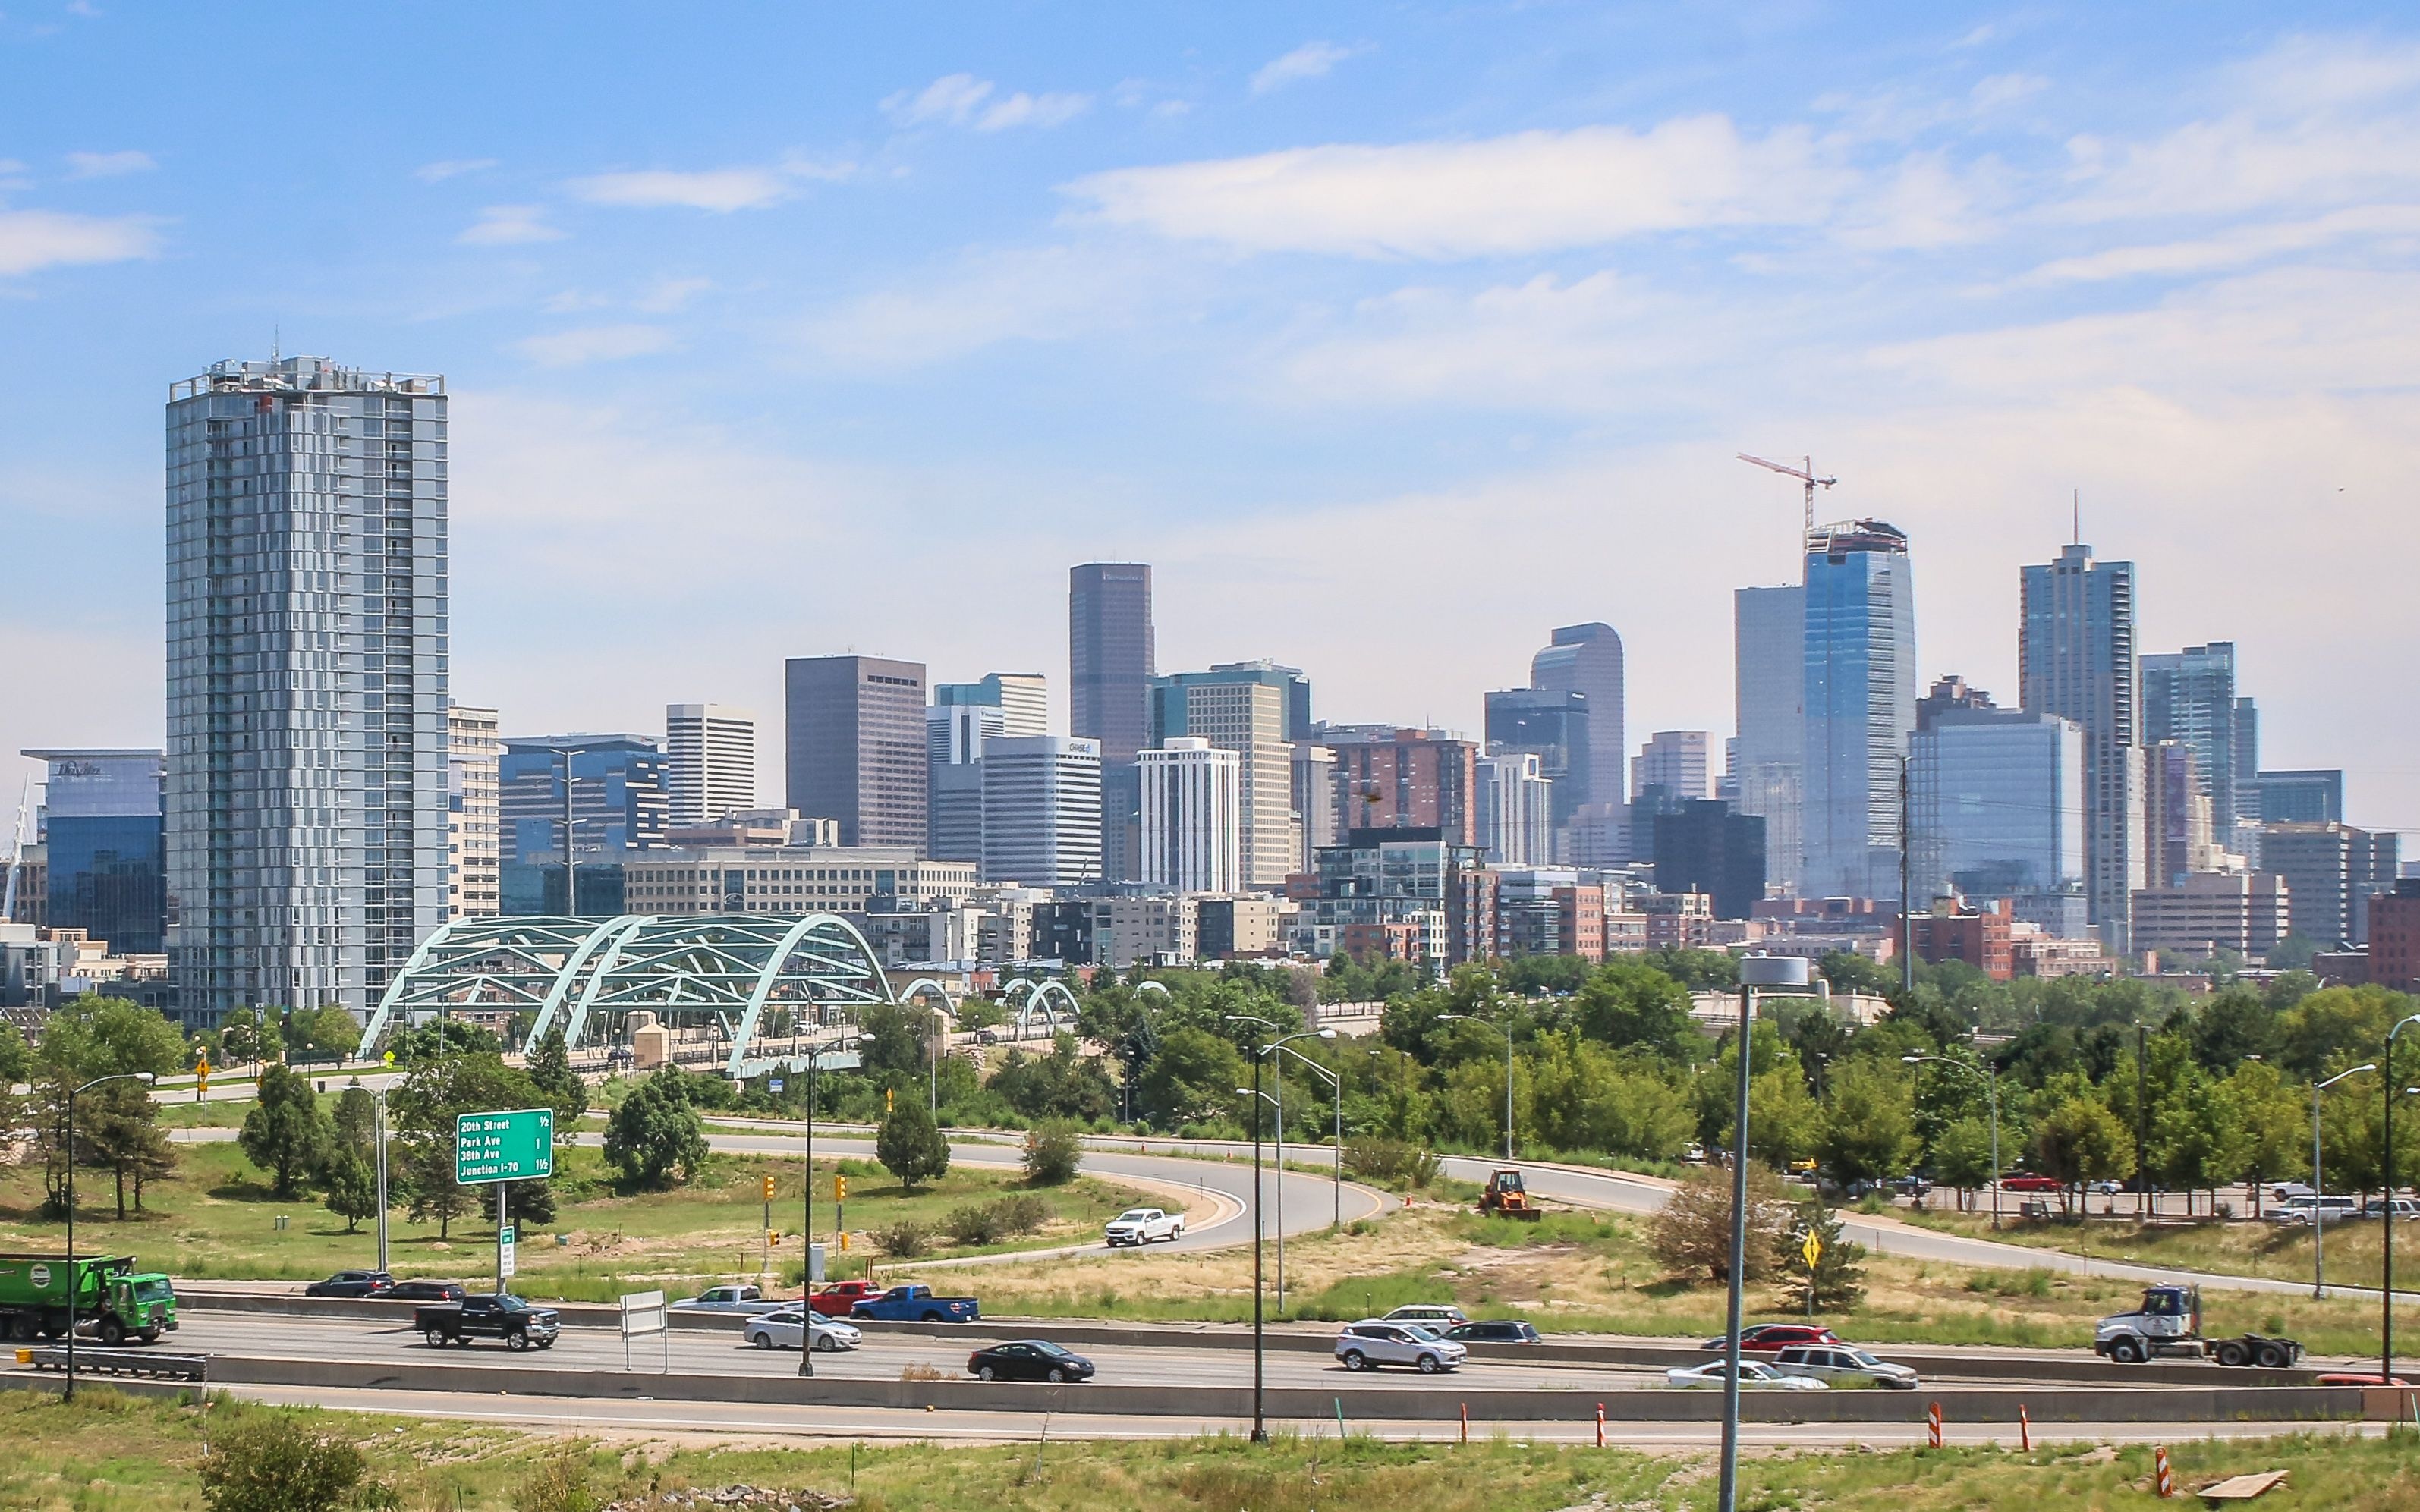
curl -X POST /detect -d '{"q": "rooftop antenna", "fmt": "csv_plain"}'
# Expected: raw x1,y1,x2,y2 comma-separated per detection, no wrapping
2072,489,2081,547
1737,453,1837,540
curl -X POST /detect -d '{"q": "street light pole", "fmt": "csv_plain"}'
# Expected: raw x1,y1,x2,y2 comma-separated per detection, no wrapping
1720,956,1811,1512
1904,1055,2000,1229
1226,1018,1334,1313
372,1084,391,1272
1440,1014,1514,1161
1273,1044,1342,1231
2385,1014,2420,1385
2310,1064,2375,1300
64,1071,156,1401
1247,1054,1268,1442
798,1027,854,1380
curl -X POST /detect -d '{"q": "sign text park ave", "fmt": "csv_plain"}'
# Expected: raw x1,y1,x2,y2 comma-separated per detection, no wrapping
455,1108,555,1184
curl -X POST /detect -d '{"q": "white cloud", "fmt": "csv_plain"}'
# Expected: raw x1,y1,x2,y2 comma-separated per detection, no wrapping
1250,41,1368,95
1063,117,1845,258
415,158,498,183
64,149,154,179
884,73,996,127
977,92,1091,131
0,209,158,276
457,204,564,245
2016,204,2420,284
799,245,1154,370
512,324,675,367
568,167,791,212
635,276,713,313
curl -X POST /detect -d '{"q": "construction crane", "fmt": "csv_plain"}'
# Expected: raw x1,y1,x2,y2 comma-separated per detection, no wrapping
1,777,28,926
1737,452,1837,536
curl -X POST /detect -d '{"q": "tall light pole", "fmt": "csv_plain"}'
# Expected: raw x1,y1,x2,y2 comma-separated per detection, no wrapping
1440,1013,1514,1160
799,1026,856,1379
925,1004,950,1116
65,1070,157,1400
1273,1043,1342,1231
2385,1012,2420,1386
353,1077,392,1272
2310,1064,2375,1300
1903,1055,2000,1229
1720,956,1811,1512
1226,1017,1334,1307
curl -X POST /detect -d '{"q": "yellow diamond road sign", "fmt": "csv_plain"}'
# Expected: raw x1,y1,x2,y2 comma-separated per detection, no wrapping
1802,1231,1824,1270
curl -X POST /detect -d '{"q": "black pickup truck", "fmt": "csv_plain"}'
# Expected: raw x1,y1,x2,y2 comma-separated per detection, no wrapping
413,1293,560,1350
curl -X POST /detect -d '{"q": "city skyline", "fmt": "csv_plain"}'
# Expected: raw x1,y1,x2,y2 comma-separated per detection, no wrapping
4,10,2418,847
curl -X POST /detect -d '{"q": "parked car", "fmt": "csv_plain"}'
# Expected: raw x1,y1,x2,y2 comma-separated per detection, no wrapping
849,1284,980,1323
1680,1143,1708,1165
2000,1174,2064,1193
807,1280,885,1318
1890,1175,1931,1199
674,1284,785,1314
1103,1207,1186,1246
1442,1319,1542,1345
974,1029,1001,1045
1701,1324,1841,1354
1666,1360,1828,1391
2269,1195,2359,1226
2088,1180,2123,1196
1773,1343,1920,1390
304,1270,394,1298
2271,1182,2315,1204
1334,1319,1468,1373
967,1339,1094,1382
386,1280,467,1304
1380,1303,1470,1327
414,1294,560,1350
743,1308,862,1353
2362,1198,2420,1221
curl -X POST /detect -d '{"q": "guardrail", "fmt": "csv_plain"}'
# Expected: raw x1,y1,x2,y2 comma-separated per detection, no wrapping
18,1347,208,1382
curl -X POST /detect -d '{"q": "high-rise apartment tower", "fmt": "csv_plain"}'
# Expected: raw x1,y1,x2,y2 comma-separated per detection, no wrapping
664,703,757,827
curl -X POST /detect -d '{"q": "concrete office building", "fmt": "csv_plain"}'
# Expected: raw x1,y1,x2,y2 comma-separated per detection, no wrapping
982,735,1103,888
664,704,757,828
2019,541,2141,948
1071,564,1153,881
1529,624,1625,812
620,847,980,917
166,357,450,1022
2370,879,2420,993
924,700,999,866
1319,726,1477,847
1803,520,1917,901
2142,643,2245,839
1150,665,1299,887
1139,737,1241,893
1291,742,1338,858
445,709,500,919
1732,586,1803,893
2261,822,2400,945
22,750,166,955
1909,706,2086,908
1633,731,1714,803
1474,752,1553,867
784,655,926,848
499,734,669,915
935,674,1047,739
2131,871,2292,957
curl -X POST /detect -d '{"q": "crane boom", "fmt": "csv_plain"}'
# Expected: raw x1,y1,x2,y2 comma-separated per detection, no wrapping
1736,451,1838,536
1,776,27,926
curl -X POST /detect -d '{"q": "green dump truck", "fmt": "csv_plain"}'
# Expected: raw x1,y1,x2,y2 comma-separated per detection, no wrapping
0,1254,178,1345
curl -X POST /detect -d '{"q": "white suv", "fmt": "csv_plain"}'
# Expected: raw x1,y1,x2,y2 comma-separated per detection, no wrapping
1335,1319,1468,1373
1103,1208,1185,1246
1772,1344,1919,1390
1381,1303,1469,1327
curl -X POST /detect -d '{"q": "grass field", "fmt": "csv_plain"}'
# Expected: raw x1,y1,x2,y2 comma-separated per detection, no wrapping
6,1137,1150,1302
2,1389,2413,1512
1899,1206,2414,1292
912,1199,2416,1355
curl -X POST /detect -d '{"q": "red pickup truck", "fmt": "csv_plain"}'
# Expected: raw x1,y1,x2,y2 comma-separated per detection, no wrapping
807,1280,883,1318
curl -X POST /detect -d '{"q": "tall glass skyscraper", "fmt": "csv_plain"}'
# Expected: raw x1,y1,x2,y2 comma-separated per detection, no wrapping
165,357,449,1024
2141,642,2241,838
1801,520,1916,901
1732,585,1804,891
1529,623,1625,812
2019,542,2141,946
1070,563,1153,880
24,749,166,955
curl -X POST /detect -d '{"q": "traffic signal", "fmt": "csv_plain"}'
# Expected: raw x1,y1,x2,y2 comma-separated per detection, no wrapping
768,1230,781,1247
834,1174,847,1202
885,1086,894,1113
839,1231,850,1253
760,1175,775,1202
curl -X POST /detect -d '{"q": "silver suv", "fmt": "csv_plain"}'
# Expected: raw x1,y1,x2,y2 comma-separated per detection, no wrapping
1335,1319,1468,1373
1772,1343,1919,1389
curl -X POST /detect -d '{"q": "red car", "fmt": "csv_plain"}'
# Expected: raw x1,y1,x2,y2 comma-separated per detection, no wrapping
1701,1324,1841,1353
1999,1174,2065,1193
807,1280,883,1318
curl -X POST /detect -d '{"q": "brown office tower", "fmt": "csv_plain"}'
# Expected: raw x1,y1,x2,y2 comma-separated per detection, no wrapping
784,655,927,847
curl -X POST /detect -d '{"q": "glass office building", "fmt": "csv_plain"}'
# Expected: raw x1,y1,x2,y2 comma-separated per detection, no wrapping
165,357,450,1023
1909,709,2085,906
2019,542,2143,947
24,750,166,955
1801,520,1916,901
497,734,669,915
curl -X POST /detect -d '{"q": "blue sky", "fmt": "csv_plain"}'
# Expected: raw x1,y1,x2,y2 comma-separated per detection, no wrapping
4,5,2418,841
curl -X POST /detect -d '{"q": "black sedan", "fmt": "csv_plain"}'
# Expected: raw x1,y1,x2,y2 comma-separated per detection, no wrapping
1443,1319,1542,1345
967,1340,1096,1383
386,1281,467,1303
304,1270,394,1298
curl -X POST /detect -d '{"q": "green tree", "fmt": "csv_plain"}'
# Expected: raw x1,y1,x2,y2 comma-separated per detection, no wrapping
990,1036,1117,1122
1818,1057,1921,1185
875,1095,952,1190
219,1006,280,1073
853,1001,927,1080
391,1018,502,1064
1132,1025,1247,1127
1928,1116,1998,1210
0,1022,32,1086
2034,1094,2135,1213
331,1084,377,1162
601,1068,709,1188
389,1051,552,1234
1648,1164,1792,1284
1022,1118,1084,1185
199,1411,366,1512
80,1077,176,1218
239,1064,329,1199
2217,1061,2310,1217
1571,962,1702,1061
525,1026,588,1123
282,1004,360,1060
1780,1197,1867,1312
320,1147,378,1233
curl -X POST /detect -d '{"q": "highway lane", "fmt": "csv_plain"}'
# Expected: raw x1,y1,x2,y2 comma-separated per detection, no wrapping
164,1310,1672,1393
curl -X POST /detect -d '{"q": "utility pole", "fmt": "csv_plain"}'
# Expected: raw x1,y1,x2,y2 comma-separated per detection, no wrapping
2135,1023,2151,1220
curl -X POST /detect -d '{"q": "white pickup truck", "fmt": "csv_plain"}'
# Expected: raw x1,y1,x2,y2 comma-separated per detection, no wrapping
1103,1206,1186,1246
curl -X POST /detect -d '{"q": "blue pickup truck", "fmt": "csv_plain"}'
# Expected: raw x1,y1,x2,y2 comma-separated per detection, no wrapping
848,1284,980,1323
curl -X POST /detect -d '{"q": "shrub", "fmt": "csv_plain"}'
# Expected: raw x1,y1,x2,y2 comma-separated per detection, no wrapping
873,1219,933,1258
943,1203,1002,1246
943,1194,1053,1247
199,1413,367,1512
512,1446,596,1512
994,1193,1052,1234
1647,1165,1792,1284
1342,1136,1443,1189
1023,1119,1084,1185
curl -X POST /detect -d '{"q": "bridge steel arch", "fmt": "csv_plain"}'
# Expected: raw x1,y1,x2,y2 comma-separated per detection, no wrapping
356,916,623,1061
1001,976,1081,1040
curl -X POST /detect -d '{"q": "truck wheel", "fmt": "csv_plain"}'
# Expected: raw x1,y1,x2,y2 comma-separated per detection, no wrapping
922,1312,944,1323
2217,1341,2249,1367
5,1316,28,1342
96,1317,125,1347
424,1328,447,1347
2109,1338,2144,1364
2256,1343,2290,1369
138,1328,160,1345
507,1331,530,1350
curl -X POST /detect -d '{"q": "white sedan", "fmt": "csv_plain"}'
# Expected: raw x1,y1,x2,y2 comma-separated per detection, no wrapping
1103,1207,1186,1246
1665,1360,1830,1391
743,1308,862,1353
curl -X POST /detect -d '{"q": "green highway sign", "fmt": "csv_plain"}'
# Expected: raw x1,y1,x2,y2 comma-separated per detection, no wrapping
455,1108,555,1184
